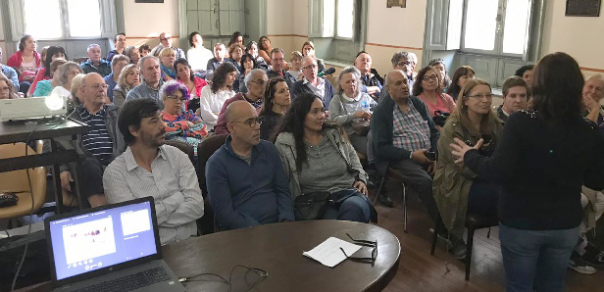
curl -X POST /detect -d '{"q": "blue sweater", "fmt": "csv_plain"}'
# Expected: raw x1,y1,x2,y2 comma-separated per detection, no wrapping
206,136,294,230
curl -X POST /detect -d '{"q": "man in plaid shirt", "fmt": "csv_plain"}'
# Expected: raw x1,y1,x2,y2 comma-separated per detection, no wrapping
371,70,440,223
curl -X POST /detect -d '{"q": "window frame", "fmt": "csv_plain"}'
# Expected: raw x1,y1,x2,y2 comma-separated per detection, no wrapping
460,0,533,59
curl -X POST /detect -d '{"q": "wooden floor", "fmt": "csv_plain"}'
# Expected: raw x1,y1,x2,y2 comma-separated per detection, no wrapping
372,181,603,292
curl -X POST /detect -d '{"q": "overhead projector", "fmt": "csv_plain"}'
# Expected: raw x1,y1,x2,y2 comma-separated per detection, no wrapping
0,95,67,122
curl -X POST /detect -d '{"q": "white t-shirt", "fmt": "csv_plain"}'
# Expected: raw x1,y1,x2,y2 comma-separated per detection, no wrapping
187,47,214,72
51,86,71,99
198,86,235,129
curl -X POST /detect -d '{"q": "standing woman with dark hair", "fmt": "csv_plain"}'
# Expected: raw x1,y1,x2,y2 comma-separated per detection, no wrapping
28,45,67,96
198,62,238,130
274,93,374,222
175,58,208,99
8,34,41,93
258,36,272,66
259,77,291,140
451,52,604,292
448,65,475,100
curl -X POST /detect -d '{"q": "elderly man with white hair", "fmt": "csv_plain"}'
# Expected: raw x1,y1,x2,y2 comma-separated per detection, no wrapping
80,44,111,77
214,69,268,135
583,74,604,128
290,55,335,109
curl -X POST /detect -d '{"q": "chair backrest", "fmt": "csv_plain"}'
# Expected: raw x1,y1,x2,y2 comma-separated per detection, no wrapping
0,143,47,219
164,140,194,163
197,134,228,193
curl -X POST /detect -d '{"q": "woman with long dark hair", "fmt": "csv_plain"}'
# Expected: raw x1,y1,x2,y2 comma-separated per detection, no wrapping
274,93,374,222
198,62,238,130
258,36,272,66
447,65,475,100
238,53,258,93
174,58,208,98
28,45,67,96
259,77,291,140
451,52,604,291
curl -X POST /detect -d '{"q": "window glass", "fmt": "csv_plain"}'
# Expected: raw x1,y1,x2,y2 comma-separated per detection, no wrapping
463,0,498,51
23,0,63,39
67,0,102,37
502,0,530,54
336,0,354,38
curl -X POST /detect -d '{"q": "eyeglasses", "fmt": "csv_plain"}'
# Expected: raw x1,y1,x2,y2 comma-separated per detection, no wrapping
84,83,108,90
340,233,378,265
397,61,412,66
303,64,317,70
422,75,438,82
465,93,493,100
160,37,169,41
251,79,267,86
166,95,187,101
232,116,263,127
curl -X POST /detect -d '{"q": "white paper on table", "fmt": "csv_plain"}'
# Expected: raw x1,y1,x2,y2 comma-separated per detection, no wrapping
303,237,362,268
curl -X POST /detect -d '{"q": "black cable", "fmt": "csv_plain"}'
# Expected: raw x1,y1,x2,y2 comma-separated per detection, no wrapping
181,264,268,292
10,122,39,292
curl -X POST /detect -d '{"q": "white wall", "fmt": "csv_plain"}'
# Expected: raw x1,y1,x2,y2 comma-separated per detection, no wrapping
266,0,294,35
366,0,426,48
122,0,179,47
541,0,604,74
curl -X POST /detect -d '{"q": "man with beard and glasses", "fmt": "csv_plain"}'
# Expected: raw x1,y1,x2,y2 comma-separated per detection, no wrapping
206,101,294,230
103,98,204,245
59,73,125,208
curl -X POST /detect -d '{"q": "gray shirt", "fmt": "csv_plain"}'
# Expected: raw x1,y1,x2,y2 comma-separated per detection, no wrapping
103,145,204,245
126,80,164,109
298,136,356,194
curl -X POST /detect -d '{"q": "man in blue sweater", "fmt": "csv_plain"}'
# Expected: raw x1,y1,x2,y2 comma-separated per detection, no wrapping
206,101,294,230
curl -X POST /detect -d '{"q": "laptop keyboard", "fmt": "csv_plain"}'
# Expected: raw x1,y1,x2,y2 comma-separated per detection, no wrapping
72,267,171,292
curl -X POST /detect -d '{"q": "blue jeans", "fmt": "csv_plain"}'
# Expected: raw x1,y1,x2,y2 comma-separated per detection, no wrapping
322,189,371,222
499,223,579,292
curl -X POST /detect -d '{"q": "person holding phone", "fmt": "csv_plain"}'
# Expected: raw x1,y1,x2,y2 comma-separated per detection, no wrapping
433,78,503,259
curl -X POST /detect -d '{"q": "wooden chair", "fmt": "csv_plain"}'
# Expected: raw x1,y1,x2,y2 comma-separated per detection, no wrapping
0,143,47,220
197,134,229,234
430,212,499,281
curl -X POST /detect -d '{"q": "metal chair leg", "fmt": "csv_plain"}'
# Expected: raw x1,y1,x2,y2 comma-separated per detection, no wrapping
372,176,387,205
465,226,476,281
402,182,408,233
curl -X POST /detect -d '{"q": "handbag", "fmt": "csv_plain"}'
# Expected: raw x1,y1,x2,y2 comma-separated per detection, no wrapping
0,192,19,208
293,192,332,220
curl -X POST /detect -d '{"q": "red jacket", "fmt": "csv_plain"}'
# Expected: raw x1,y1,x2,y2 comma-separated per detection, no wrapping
7,50,41,82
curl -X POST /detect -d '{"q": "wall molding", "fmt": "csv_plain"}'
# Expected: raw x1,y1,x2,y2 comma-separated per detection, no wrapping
365,42,422,51
581,67,604,73
127,36,180,39
267,34,309,38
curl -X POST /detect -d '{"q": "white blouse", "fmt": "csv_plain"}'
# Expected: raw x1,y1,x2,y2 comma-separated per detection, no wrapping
198,86,235,130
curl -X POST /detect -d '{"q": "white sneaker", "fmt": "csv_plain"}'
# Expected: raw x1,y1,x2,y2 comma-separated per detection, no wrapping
569,259,597,275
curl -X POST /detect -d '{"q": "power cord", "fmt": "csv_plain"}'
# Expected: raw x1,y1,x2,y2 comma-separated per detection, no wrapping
10,122,39,291
180,264,268,292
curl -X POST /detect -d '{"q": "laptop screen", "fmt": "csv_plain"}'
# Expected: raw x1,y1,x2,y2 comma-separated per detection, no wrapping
48,200,158,281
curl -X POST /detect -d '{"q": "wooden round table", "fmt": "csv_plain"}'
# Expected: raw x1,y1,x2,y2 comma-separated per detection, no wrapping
163,220,401,292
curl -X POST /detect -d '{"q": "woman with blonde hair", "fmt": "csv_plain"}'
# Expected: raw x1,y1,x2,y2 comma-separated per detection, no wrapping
159,47,177,81
69,74,86,106
113,64,140,107
433,78,503,259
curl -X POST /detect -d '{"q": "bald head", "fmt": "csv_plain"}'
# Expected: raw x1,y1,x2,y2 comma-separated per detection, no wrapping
226,100,261,145
386,70,410,102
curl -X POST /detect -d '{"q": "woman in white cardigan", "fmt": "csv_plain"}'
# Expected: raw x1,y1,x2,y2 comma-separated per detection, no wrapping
198,62,238,130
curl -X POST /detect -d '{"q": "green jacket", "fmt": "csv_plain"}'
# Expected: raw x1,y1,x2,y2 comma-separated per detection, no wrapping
433,115,503,238
274,127,368,200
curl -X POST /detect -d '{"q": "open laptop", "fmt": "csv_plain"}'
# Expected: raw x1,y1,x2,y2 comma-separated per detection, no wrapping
44,197,185,292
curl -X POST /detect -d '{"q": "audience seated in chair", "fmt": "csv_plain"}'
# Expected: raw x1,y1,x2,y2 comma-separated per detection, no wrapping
160,80,208,147
206,43,227,80
113,64,140,108
267,48,296,89
59,73,125,208
104,98,204,245
206,101,294,230
151,32,186,60
175,58,208,99
238,53,258,94
259,77,291,140
103,54,130,103
258,36,273,66
29,45,66,96
50,61,83,100
159,48,177,82
187,31,214,75
301,41,325,75
274,93,374,223
515,64,534,89
246,41,268,71
124,46,139,65
390,51,417,96
496,76,529,125
32,58,67,97
106,33,127,63
0,73,22,100
7,34,41,94
291,56,335,110
288,51,303,81
225,43,245,92
447,66,475,100
214,69,267,135
199,62,238,131
414,66,456,120
582,74,604,130
329,66,376,158
433,78,503,259
371,70,440,223
126,56,165,109
0,47,21,93
429,58,452,92
80,44,111,77
354,51,383,100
